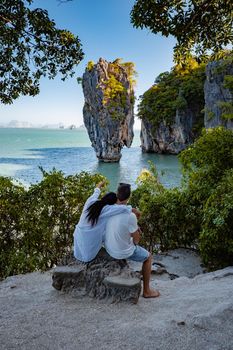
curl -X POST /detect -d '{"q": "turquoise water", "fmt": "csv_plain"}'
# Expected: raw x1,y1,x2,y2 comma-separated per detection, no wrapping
0,128,182,190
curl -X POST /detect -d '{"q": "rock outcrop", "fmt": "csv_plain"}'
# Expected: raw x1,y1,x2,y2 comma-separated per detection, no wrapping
128,248,205,281
82,58,135,162
140,103,202,154
52,248,141,304
1,265,233,350
204,60,233,129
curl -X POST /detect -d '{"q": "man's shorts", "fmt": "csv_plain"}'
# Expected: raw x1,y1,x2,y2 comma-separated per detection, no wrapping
127,245,150,263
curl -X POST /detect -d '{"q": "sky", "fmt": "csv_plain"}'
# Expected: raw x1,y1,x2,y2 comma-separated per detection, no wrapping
0,0,176,129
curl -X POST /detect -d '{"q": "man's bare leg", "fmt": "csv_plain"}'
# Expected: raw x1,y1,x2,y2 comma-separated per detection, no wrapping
142,254,160,298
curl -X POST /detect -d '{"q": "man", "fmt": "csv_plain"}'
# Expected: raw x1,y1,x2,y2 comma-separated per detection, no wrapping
104,183,160,298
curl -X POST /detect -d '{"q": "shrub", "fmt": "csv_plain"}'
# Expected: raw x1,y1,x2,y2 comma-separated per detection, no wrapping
131,166,200,252
0,169,106,279
200,169,233,269
180,127,233,202
87,61,95,71
0,177,26,278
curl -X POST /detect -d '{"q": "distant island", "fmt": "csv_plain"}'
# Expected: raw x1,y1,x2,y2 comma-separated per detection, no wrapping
0,120,86,130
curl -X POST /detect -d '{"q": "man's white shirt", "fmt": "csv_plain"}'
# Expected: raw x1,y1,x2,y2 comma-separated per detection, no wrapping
104,212,138,259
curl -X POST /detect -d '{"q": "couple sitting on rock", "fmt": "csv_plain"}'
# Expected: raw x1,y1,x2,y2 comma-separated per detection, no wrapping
73,182,160,298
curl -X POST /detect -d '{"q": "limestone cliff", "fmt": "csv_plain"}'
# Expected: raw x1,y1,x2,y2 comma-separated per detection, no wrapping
204,59,233,129
140,104,202,154
139,61,205,155
82,58,135,162
140,55,233,154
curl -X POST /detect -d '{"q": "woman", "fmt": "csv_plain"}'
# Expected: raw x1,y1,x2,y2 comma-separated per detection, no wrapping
73,181,132,262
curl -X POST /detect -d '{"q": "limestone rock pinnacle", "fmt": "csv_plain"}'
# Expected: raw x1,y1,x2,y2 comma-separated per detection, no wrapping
82,58,135,162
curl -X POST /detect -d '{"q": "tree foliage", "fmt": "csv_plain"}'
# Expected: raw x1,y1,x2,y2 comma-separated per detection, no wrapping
131,0,233,61
180,127,233,191
0,0,84,104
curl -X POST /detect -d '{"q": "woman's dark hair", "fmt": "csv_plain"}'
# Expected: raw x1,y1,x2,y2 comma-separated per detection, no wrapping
86,192,117,226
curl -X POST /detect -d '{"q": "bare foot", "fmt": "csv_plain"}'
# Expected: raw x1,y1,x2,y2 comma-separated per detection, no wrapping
143,289,160,298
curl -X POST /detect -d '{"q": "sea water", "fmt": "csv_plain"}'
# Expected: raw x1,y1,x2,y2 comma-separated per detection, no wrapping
0,128,182,190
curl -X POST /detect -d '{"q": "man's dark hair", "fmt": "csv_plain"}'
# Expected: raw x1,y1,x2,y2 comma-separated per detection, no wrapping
117,183,131,201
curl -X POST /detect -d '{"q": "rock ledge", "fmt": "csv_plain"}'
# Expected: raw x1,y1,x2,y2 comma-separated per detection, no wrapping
52,249,141,304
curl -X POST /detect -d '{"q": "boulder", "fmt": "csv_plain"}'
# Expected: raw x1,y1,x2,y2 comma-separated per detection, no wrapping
52,248,141,304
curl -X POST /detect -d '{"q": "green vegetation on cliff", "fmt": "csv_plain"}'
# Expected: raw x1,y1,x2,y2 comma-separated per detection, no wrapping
138,58,206,131
138,51,233,130
103,59,136,121
87,61,95,71
86,59,136,121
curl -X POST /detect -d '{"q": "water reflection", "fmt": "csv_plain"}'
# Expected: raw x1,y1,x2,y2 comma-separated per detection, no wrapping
0,146,182,190
91,148,182,190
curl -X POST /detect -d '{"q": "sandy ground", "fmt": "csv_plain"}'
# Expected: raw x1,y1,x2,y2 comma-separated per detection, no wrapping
0,265,233,350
